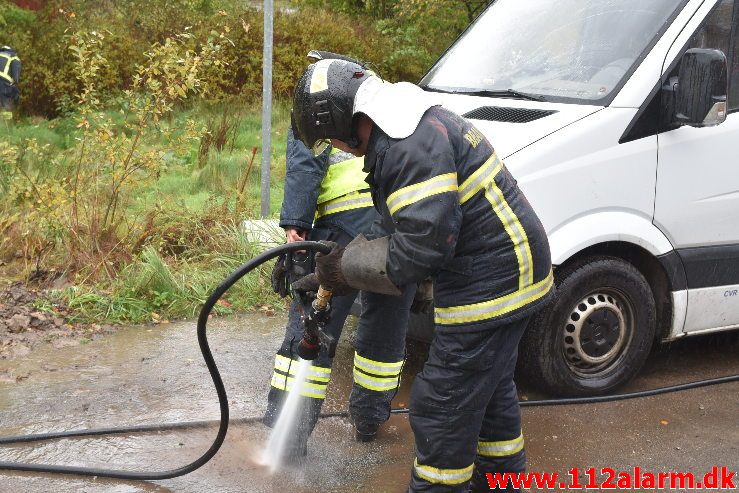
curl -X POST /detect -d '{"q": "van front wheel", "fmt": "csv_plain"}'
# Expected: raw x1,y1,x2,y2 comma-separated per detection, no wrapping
519,256,656,396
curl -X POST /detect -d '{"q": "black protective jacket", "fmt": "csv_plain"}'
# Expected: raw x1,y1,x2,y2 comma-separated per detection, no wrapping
364,106,553,330
0,48,21,104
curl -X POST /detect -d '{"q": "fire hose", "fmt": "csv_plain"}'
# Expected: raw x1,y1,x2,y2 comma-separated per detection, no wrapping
0,241,737,481
0,241,332,480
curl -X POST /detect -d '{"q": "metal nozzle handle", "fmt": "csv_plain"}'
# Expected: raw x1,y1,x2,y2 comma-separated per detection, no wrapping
315,286,332,310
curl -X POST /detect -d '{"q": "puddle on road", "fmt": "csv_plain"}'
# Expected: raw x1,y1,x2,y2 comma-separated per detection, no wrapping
0,313,417,492
0,312,737,492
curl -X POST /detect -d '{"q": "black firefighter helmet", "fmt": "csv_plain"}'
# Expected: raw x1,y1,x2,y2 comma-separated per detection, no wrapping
292,59,372,154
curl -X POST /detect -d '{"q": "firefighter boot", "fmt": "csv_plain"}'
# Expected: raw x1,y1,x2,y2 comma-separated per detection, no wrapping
353,419,379,442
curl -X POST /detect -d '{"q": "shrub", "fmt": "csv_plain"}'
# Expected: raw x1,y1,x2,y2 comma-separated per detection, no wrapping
2,0,460,117
0,28,226,279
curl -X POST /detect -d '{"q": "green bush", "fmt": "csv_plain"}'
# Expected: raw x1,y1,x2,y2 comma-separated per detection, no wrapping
1,0,465,117
0,1,36,28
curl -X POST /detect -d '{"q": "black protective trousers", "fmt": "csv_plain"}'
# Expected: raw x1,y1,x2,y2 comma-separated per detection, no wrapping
0,82,18,111
409,317,530,493
263,224,415,457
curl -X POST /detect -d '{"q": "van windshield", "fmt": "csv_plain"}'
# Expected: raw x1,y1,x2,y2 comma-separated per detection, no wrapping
420,0,685,103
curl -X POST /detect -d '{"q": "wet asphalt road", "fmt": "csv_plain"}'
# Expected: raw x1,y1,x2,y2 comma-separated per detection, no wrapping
0,313,736,492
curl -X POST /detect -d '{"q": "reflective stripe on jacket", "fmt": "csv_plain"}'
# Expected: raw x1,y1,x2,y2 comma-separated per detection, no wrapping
364,106,553,329
0,53,20,84
270,354,331,399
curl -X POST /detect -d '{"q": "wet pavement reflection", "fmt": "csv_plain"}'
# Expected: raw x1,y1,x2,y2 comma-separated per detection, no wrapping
0,313,737,492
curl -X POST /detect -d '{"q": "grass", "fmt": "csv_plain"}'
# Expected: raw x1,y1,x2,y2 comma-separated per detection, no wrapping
2,100,293,325
3,122,67,149
127,101,290,218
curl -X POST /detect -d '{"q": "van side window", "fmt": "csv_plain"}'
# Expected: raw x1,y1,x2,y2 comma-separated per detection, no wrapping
685,0,737,109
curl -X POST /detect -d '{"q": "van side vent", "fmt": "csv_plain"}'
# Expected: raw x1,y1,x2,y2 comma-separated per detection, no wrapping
462,106,557,123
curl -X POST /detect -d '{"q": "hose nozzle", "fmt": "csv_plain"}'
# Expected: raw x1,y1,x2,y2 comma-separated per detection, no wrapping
297,286,335,361
297,336,320,361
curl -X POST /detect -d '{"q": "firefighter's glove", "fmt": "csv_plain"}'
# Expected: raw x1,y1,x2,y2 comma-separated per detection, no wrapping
270,253,290,298
314,241,354,296
291,273,320,298
410,278,434,314
341,235,402,296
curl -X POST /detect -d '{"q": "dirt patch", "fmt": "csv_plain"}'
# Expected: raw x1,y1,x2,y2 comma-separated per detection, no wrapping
0,281,116,365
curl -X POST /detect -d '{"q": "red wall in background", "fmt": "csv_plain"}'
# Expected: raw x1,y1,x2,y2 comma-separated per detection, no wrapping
9,0,46,10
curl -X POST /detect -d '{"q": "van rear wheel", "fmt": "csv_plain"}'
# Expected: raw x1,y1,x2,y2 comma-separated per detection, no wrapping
518,256,656,396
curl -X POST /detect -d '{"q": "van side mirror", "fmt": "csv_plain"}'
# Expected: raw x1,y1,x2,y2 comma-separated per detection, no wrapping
674,48,728,127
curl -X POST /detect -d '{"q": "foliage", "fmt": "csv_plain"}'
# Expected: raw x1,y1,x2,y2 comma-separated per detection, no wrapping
0,138,66,272
0,0,35,28
293,0,494,80
198,105,244,168
62,206,282,324
0,28,226,279
1,24,291,323
0,0,478,117
0,0,491,325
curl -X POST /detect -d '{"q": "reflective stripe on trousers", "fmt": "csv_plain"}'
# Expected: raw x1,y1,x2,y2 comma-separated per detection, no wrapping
353,352,403,392
414,460,474,486
477,433,524,457
269,354,332,399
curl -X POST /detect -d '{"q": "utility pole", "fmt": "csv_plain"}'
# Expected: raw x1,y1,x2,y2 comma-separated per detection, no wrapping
260,0,274,218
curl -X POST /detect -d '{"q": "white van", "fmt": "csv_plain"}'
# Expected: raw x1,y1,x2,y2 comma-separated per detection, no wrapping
414,0,739,396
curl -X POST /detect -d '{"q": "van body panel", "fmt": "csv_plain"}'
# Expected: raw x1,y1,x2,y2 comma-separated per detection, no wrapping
683,285,739,332
653,0,739,334
668,290,689,339
546,212,674,265
655,121,739,248
677,243,739,333
483,108,662,255
433,95,601,159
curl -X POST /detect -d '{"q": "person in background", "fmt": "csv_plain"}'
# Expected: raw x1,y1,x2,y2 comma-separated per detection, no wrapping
264,52,420,462
0,45,21,123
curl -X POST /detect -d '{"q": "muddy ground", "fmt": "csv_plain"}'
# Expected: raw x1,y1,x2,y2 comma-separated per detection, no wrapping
0,267,737,491
0,311,736,492
0,281,116,369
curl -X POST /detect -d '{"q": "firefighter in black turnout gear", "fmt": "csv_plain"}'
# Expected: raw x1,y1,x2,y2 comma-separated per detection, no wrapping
264,52,417,461
291,59,554,492
0,46,21,122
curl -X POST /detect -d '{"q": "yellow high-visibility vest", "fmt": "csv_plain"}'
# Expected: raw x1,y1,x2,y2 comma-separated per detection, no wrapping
0,53,19,84
317,149,369,205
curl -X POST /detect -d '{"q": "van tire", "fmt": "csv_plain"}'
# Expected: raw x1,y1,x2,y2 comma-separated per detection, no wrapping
518,256,656,396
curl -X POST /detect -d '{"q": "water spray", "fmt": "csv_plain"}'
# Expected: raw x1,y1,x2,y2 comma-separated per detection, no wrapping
261,286,333,470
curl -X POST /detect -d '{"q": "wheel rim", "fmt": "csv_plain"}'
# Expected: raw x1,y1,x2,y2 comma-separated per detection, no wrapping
562,289,634,376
